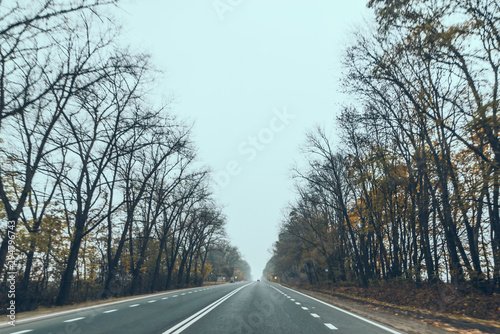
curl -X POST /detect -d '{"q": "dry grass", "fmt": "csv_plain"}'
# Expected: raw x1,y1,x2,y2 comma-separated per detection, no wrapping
297,280,500,322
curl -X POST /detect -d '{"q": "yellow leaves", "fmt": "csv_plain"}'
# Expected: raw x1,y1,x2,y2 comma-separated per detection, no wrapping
202,263,213,280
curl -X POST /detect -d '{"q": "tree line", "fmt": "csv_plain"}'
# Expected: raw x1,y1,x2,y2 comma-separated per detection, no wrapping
0,0,250,311
265,0,499,291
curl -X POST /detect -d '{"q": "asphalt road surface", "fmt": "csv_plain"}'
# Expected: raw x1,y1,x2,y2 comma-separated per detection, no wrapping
1,281,404,334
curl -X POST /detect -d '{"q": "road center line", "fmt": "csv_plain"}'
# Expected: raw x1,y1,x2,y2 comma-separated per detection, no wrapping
163,283,253,334
129,304,140,307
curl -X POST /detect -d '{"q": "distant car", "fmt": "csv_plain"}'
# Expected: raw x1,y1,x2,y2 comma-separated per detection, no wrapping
229,277,235,283
257,279,260,282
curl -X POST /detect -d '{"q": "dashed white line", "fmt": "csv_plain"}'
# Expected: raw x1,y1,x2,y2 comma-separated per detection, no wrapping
12,331,33,334
148,300,157,303
295,302,301,305
278,284,402,334
63,317,85,323
325,323,338,330
310,313,320,318
173,295,178,297
188,292,192,294
291,299,295,301
129,304,140,308
286,296,291,299
103,309,117,313
162,297,169,300
302,307,308,310
181,293,186,295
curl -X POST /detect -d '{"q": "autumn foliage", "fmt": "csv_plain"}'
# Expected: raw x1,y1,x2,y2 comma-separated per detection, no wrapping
265,0,500,310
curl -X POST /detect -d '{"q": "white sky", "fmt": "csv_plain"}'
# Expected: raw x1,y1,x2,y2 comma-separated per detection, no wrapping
118,0,373,279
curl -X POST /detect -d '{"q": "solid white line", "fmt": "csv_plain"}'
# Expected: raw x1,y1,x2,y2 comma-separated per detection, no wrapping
63,317,85,323
163,283,253,334
129,304,140,308
311,313,320,318
278,284,402,334
103,309,117,313
325,323,338,330
11,330,33,334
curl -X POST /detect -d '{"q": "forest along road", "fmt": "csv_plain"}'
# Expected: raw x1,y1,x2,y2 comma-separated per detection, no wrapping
0,282,403,334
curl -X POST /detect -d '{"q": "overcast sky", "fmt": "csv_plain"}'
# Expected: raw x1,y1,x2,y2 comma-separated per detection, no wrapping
118,0,373,278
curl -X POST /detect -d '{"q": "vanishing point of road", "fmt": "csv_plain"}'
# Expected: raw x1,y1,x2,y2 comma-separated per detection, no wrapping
1,281,402,334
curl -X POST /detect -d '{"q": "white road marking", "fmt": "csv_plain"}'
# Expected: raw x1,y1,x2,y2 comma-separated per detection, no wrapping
0,288,199,328
181,293,186,295
325,323,338,330
302,307,308,310
63,317,85,323
291,299,295,301
295,302,301,305
278,284,402,334
12,331,33,334
148,300,157,303
188,292,192,294
286,296,291,299
173,295,178,297
162,297,169,300
311,313,320,318
163,283,253,334
103,309,117,313
129,304,140,307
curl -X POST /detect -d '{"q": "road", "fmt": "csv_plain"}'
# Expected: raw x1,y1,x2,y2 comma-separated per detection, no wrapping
1,282,403,334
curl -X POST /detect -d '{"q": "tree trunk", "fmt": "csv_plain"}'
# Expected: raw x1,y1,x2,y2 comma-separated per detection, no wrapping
56,227,84,306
